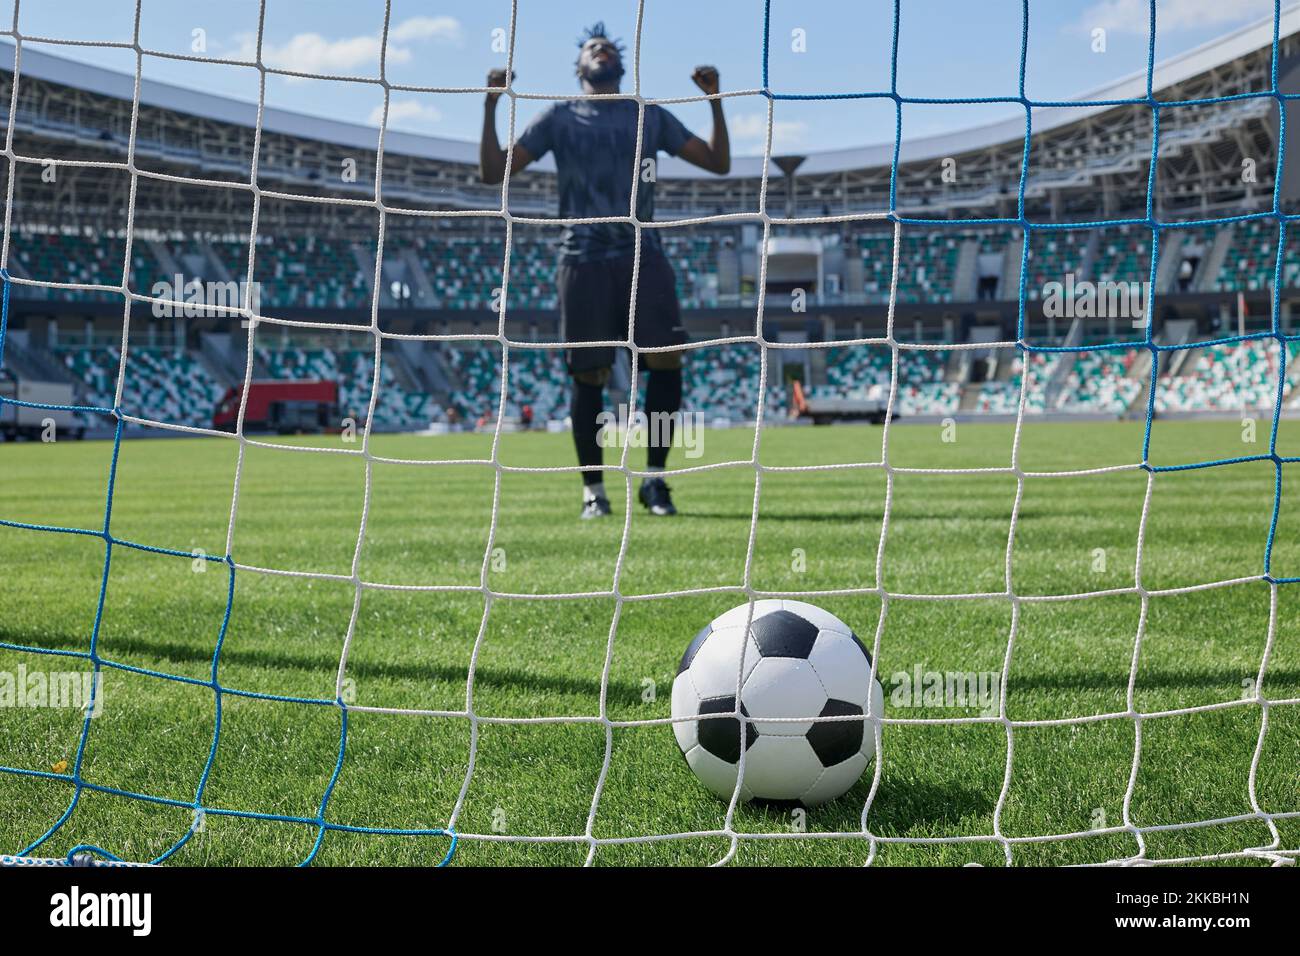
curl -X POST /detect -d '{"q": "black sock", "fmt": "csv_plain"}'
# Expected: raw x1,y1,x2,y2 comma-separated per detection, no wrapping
571,379,604,489
644,367,682,471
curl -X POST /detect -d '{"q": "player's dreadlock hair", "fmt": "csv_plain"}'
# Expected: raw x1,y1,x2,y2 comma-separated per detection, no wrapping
575,21,626,81
577,21,625,53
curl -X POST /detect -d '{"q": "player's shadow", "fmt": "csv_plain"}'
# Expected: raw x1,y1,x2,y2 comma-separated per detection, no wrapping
1008,666,1300,692
425,662,642,701
860,778,997,833
679,510,877,523
735,774,992,834
1014,506,1139,521
0,626,642,701
680,499,1000,523
9,626,1291,699
746,776,995,833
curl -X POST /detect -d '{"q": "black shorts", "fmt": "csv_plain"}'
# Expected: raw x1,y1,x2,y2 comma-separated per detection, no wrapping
556,248,687,374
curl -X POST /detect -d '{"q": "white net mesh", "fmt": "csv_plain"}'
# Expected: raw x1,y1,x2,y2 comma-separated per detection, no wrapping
0,0,1297,867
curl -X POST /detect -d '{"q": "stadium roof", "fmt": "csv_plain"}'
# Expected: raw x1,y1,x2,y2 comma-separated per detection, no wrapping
0,38,482,167
3,3,1298,180
787,3,1300,177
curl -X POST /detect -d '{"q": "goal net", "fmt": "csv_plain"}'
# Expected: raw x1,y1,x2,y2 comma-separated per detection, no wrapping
0,0,1297,867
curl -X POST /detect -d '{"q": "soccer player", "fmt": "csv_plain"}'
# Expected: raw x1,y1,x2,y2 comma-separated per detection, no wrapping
479,22,730,519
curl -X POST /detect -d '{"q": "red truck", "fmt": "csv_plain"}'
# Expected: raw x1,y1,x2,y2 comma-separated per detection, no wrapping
213,379,341,434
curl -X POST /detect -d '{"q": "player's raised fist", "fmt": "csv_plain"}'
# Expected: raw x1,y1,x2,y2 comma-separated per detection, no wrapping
485,68,514,105
691,65,720,95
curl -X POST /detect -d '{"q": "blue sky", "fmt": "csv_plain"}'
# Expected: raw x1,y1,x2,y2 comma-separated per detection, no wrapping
2,0,1281,155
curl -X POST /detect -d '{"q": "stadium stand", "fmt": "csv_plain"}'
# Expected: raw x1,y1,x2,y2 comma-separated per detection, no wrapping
1024,231,1090,302
58,345,226,428
1058,349,1143,414
970,353,1057,415
10,228,156,302
1155,340,1297,413
1,16,1298,434
680,343,785,422
816,345,959,417
1090,225,1151,287
1212,219,1300,293
444,341,786,426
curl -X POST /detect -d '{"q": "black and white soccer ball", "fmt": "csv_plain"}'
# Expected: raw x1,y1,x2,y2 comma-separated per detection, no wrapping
671,600,884,807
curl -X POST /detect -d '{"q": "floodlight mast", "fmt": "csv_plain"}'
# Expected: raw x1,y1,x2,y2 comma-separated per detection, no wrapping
773,155,807,219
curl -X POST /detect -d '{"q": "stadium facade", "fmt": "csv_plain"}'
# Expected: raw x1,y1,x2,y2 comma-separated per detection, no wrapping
1,6,1299,435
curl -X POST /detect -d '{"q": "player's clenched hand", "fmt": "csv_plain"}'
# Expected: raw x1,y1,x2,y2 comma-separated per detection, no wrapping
485,68,514,106
691,66,720,96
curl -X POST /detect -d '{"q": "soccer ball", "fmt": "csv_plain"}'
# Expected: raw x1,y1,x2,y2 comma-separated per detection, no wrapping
670,600,885,807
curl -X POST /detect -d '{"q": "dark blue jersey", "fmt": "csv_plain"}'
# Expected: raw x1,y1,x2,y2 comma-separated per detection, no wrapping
516,99,694,263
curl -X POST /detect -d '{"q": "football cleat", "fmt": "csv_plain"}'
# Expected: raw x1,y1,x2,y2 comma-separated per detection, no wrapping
638,477,677,516
580,495,612,520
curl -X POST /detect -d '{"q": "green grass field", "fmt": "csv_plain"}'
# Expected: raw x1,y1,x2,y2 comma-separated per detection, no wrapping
1,418,1299,866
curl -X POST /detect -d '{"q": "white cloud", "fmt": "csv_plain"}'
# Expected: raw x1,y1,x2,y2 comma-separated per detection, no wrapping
389,15,462,45
249,31,394,73
1079,0,1272,35
236,16,463,76
371,99,444,130
730,113,810,152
